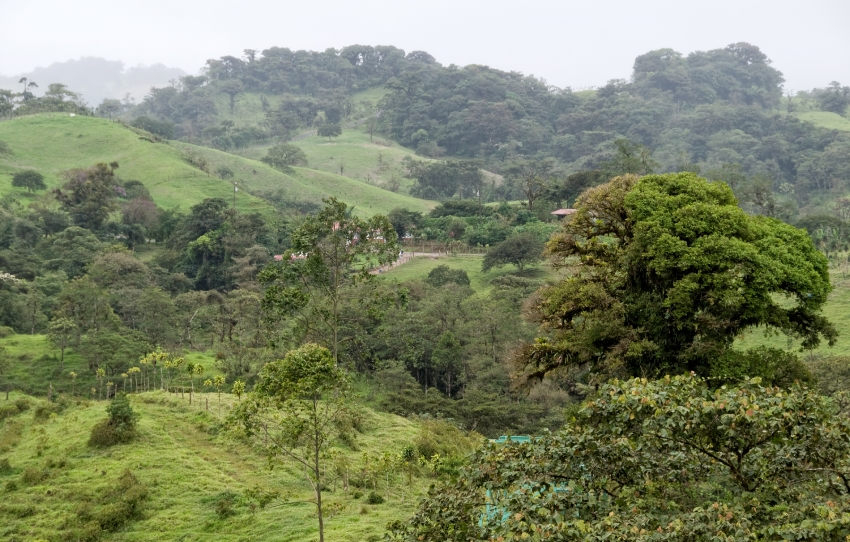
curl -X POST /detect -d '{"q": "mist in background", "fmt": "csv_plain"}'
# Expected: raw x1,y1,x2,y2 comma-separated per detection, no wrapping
0,59,185,105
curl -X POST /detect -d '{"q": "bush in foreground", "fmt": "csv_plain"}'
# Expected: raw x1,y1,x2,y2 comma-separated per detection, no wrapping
390,374,850,541
88,393,138,447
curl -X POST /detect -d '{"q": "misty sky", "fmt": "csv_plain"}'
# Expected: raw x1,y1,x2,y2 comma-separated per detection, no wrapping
2,0,848,92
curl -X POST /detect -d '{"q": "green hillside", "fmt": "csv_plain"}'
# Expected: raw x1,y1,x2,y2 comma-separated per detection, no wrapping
0,114,435,218
171,140,436,216
0,390,450,542
0,114,272,215
793,111,850,132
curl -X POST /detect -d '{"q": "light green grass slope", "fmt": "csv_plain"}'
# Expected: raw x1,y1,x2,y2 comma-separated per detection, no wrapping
378,255,554,293
232,122,425,196
736,267,850,356
171,141,436,216
0,391,431,541
0,333,219,397
0,114,272,215
0,113,435,217
793,111,850,132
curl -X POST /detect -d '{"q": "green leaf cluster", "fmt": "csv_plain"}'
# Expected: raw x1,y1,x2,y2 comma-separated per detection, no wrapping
519,173,835,383
391,374,850,541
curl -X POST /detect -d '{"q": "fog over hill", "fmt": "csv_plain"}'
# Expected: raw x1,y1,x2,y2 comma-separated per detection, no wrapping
0,57,185,106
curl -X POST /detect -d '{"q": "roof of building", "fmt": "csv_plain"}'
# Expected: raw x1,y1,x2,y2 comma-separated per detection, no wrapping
551,208,577,216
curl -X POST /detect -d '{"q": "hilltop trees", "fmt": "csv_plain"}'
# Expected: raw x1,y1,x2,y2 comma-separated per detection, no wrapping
516,173,835,386
11,170,46,193
818,81,850,114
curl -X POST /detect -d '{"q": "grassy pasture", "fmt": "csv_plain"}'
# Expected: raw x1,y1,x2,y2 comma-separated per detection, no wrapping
792,111,850,132
0,114,272,216
0,333,219,398
172,140,435,217
377,254,554,293
0,390,434,541
0,114,435,218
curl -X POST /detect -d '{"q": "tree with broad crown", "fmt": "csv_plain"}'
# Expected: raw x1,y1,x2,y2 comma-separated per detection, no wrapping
317,123,341,141
258,198,398,364
482,232,545,273
260,143,307,173
231,343,350,542
502,158,555,212
390,374,850,542
604,138,659,176
515,173,836,386
54,162,119,231
11,170,46,193
220,80,243,114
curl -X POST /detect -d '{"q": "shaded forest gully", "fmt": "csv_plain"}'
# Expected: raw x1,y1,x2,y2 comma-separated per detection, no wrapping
0,40,849,541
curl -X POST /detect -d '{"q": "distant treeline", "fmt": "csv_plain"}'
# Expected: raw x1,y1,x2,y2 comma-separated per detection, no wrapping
125,43,850,219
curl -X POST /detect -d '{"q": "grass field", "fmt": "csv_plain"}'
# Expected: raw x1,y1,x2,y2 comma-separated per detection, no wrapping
233,121,425,197
0,113,435,218
171,140,435,217
0,114,273,216
0,389,442,541
0,333,220,398
377,254,555,293
792,111,850,132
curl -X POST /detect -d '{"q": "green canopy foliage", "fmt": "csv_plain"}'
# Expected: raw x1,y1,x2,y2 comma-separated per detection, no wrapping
260,143,308,173
482,232,545,273
390,374,850,541
517,173,835,384
11,170,46,193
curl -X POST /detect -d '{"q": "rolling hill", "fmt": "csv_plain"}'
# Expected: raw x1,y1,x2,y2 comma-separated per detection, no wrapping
0,114,435,217
0,389,451,542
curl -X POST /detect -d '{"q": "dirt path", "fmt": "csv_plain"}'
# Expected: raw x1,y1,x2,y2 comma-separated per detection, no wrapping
370,251,485,274
370,252,442,274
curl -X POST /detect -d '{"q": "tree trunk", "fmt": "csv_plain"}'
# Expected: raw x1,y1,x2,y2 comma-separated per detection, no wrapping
315,439,325,542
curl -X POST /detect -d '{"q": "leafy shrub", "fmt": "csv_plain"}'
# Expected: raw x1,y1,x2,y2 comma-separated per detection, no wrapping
14,398,30,412
430,200,492,218
352,490,363,499
366,492,384,505
88,393,138,447
0,325,14,337
131,116,174,139
33,397,68,421
0,404,19,421
426,265,470,288
0,458,12,474
213,491,238,519
21,466,49,485
5,480,17,492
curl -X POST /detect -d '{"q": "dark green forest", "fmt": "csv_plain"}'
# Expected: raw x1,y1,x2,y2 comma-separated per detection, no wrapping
124,43,850,219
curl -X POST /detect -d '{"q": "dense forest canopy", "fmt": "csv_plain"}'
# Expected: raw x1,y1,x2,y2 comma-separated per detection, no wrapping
110,42,849,220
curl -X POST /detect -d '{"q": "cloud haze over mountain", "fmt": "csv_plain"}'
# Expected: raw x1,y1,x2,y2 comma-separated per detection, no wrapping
0,59,186,105
1,0,848,95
